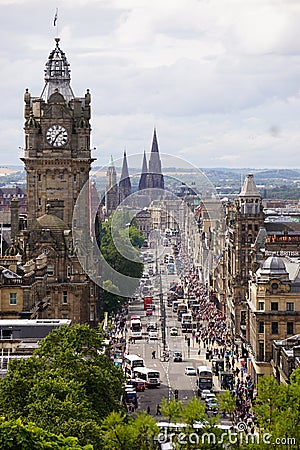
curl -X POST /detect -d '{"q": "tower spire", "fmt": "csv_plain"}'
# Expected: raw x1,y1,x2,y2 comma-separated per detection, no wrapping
119,150,131,204
138,150,148,191
105,156,118,216
148,128,164,189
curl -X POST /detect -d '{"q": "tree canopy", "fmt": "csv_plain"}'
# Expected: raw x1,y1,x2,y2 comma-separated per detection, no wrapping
0,324,125,449
97,211,144,312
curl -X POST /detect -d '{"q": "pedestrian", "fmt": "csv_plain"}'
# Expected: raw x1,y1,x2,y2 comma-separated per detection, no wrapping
152,350,156,359
156,404,162,415
147,406,151,415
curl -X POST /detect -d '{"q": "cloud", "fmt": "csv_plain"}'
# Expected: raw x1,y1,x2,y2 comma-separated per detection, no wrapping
1,0,300,168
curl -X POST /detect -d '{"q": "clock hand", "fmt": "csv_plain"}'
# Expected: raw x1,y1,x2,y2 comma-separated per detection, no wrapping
52,129,64,145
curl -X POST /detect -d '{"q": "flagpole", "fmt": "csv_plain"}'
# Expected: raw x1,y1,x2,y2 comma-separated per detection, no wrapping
54,8,58,38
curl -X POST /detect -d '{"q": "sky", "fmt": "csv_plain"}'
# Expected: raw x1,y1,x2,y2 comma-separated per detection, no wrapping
2,0,300,169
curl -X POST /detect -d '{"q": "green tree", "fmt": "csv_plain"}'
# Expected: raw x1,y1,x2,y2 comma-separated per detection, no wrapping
160,398,184,423
130,412,160,450
217,390,236,423
0,325,125,449
100,411,133,450
98,212,144,301
182,396,207,427
253,370,300,450
100,411,159,450
0,417,92,449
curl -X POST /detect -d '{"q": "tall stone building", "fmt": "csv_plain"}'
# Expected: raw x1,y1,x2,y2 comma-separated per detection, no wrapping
247,254,300,383
1,38,100,325
224,174,264,337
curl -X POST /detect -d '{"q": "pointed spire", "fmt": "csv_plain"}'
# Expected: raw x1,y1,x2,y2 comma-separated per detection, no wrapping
141,150,148,174
120,150,129,181
148,128,164,190
151,128,159,153
105,155,118,216
139,150,148,191
108,154,115,168
239,174,260,198
41,38,75,103
119,150,131,204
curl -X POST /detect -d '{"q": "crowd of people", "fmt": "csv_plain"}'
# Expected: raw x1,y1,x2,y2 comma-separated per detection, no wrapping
179,266,256,426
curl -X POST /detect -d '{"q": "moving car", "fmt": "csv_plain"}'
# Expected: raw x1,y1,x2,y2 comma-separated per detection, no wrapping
173,351,182,362
184,366,196,376
146,308,153,316
201,389,212,399
170,327,178,336
206,397,219,411
148,330,158,340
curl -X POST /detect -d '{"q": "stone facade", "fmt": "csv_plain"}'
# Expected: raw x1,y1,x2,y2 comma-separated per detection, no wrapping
247,255,300,383
0,38,100,325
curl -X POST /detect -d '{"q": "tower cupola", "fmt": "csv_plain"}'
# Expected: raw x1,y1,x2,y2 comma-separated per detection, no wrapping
41,38,75,103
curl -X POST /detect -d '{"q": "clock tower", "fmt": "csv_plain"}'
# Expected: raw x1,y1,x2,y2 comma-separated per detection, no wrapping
17,38,100,325
22,38,94,230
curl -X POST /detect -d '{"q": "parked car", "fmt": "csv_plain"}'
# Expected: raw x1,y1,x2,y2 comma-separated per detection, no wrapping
170,327,178,336
185,366,196,376
173,351,182,362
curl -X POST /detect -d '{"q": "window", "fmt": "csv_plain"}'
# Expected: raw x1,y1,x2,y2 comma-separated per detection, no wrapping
47,264,54,276
62,291,68,304
271,322,278,334
271,302,278,311
62,314,69,319
38,173,41,182
287,322,294,335
258,342,264,361
248,224,252,231
259,321,264,333
286,302,294,312
258,302,265,311
240,311,246,325
9,293,17,305
271,282,278,290
90,305,95,322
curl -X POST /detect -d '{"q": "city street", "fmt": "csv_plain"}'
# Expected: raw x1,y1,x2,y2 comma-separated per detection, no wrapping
126,270,216,416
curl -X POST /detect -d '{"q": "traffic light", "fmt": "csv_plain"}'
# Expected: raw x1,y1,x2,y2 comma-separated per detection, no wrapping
174,389,178,400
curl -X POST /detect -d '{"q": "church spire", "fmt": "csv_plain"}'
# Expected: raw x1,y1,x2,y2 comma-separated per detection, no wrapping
119,150,131,204
138,150,148,191
41,38,75,103
105,156,118,216
148,128,164,189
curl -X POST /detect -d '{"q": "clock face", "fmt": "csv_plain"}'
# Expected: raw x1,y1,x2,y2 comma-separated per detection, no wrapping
46,124,68,147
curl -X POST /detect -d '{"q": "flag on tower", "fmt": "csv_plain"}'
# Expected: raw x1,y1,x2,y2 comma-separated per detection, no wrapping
53,8,58,27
